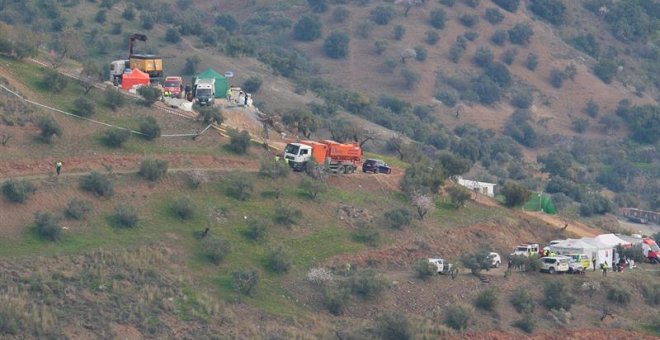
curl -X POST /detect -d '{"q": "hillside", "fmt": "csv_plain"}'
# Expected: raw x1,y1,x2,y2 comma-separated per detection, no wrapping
0,0,659,338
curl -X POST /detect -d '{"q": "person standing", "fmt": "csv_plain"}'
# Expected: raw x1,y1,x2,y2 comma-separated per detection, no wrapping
55,161,63,176
592,257,597,272
601,262,608,277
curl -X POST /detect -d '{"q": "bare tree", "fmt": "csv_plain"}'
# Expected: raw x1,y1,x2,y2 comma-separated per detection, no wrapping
386,134,405,160
80,61,103,95
396,0,423,17
0,132,12,146
411,191,433,219
400,48,416,64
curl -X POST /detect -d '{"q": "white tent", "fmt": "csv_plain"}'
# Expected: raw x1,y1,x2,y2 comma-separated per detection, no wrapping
581,236,621,269
550,238,597,256
593,234,631,248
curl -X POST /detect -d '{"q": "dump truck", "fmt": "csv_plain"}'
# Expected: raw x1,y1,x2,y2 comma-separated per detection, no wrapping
194,78,215,106
162,76,183,98
282,140,362,173
109,33,163,85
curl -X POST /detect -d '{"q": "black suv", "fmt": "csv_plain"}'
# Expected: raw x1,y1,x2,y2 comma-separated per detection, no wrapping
362,159,392,174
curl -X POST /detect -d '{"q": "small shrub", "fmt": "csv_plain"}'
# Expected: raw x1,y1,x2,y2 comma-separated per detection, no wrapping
323,286,349,315
184,170,208,189
72,97,96,117
375,312,412,340
113,204,138,228
447,185,471,208
415,258,435,280
37,116,62,143
137,86,161,107
542,280,575,310
242,76,262,93
493,0,520,12
475,288,498,311
485,8,504,25
444,304,471,331
197,106,224,125
400,67,419,90
459,14,479,28
425,30,440,45
593,59,617,84
273,200,302,226
171,196,195,220
501,181,531,207
139,117,161,140
511,91,533,109
384,208,412,229
525,53,539,71
374,40,388,55
370,5,396,25
464,31,479,41
473,47,494,67
259,158,290,180
79,172,114,197
508,23,534,45
232,268,259,296
512,313,536,333
510,287,535,313
414,46,427,61
461,251,493,275
266,246,292,273
34,211,62,241
345,269,386,298
607,286,631,305
332,6,350,23
502,48,517,65
571,118,589,133
244,218,270,241
440,0,456,6
549,68,565,88
393,25,405,40
2,179,36,203
323,32,350,59
641,284,660,306
65,198,93,219
435,90,458,107
203,237,231,264
227,173,253,201
42,71,67,93
584,100,599,118
429,8,447,29
293,14,322,42
102,129,130,147
104,88,126,111
138,159,168,182
227,129,251,154
353,223,380,246
165,27,181,43
491,29,508,46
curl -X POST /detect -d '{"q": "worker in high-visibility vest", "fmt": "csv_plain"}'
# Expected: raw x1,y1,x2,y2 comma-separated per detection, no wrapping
55,161,63,176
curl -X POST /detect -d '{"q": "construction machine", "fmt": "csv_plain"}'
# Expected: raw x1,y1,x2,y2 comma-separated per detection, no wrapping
110,33,163,85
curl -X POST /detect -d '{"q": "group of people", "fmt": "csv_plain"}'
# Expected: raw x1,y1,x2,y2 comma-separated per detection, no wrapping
226,88,251,106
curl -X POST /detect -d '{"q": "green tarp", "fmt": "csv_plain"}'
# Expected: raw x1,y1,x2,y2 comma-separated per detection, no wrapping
524,193,557,214
193,68,228,98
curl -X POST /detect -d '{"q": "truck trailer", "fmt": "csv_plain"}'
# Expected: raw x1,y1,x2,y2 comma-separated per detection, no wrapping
282,140,362,174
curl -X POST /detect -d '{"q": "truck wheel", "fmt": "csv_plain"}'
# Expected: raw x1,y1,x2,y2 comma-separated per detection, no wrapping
338,165,346,174
549,267,555,274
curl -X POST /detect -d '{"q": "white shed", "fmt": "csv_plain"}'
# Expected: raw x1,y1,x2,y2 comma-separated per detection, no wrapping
456,177,496,197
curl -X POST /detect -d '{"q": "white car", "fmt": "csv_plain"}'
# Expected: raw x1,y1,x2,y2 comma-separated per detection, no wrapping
428,258,453,274
488,252,501,268
540,256,570,274
511,243,540,257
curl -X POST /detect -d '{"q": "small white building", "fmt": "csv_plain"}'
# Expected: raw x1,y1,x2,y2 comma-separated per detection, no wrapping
456,177,496,197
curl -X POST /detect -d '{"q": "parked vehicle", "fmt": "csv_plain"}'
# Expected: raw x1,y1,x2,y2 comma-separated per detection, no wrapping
110,33,163,85
282,140,362,174
566,258,585,274
162,76,183,98
511,243,541,257
194,78,215,106
362,159,392,174
642,238,660,264
540,256,570,274
428,258,453,275
565,254,590,270
488,252,501,268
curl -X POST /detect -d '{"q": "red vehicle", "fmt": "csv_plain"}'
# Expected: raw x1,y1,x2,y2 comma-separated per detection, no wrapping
162,76,183,98
642,238,660,264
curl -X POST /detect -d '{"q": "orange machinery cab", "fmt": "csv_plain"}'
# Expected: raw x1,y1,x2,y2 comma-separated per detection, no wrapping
319,140,363,164
298,140,329,165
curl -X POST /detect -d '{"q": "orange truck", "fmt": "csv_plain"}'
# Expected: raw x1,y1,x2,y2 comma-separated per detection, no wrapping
282,140,363,173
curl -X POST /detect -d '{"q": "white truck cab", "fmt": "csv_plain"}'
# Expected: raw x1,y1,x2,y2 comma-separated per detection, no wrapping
194,78,215,106
283,143,311,171
110,59,129,85
428,258,453,274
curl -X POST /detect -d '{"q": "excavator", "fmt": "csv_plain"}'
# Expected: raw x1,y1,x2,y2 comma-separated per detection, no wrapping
110,33,163,85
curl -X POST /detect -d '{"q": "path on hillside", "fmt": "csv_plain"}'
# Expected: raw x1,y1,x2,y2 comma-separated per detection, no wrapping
472,193,598,237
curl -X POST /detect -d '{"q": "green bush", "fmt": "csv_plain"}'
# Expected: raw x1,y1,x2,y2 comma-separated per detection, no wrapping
37,116,62,143
459,14,479,27
112,204,138,228
197,106,224,125
375,312,412,340
227,129,251,154
259,158,290,180
607,286,631,305
400,67,419,90
165,27,181,43
370,5,396,25
232,268,259,296
299,176,327,199
273,200,302,226
104,88,126,111
542,280,575,310
550,68,565,88
447,185,472,208
485,8,504,24
414,258,435,280
461,251,493,275
332,6,350,23
227,173,253,201
414,46,427,61
244,218,270,241
493,0,520,12
593,59,617,84
502,48,517,65
444,304,471,331
429,8,447,29
393,25,405,40
139,117,161,140
79,172,114,197
525,53,539,71
491,30,508,46
510,287,535,313
511,91,533,109
242,76,263,93
473,47,494,67
384,208,412,229
138,159,168,182
203,237,231,265
512,313,536,333
501,181,531,207
435,90,458,107
353,223,380,246
345,269,386,298
529,0,566,25
72,97,96,117
266,246,292,273
34,211,62,241
1,179,36,203
137,87,161,107
42,70,67,93
293,14,322,42
641,284,660,306
102,129,130,148
215,14,238,33
440,0,456,6
65,198,93,220
171,196,195,220
308,0,327,13
323,32,350,59
475,288,498,311
584,100,599,118
508,23,534,45
571,118,589,133
425,31,439,45
323,286,349,315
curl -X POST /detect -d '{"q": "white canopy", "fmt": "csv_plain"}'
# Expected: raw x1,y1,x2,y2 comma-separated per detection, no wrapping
593,234,631,247
580,234,631,268
550,238,597,255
